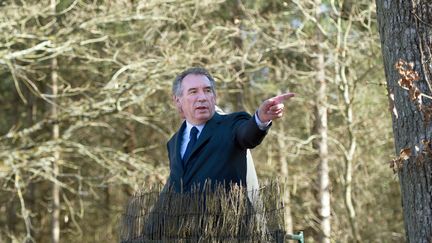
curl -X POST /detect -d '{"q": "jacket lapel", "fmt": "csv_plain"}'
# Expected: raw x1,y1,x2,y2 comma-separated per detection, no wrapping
171,122,186,180
183,113,223,185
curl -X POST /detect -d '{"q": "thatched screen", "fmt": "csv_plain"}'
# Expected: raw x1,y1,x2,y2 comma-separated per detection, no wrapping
120,181,303,242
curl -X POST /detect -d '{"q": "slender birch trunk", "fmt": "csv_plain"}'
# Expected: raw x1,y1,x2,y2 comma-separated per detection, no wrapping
51,57,60,243
316,50,330,243
314,1,331,241
50,1,60,243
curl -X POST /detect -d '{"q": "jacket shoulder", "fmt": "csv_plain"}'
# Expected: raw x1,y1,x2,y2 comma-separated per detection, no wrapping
221,111,252,121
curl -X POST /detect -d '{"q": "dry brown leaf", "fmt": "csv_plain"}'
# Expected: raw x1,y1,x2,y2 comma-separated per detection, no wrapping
399,148,411,160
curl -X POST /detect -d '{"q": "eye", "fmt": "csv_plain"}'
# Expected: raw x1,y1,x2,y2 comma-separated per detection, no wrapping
204,88,212,93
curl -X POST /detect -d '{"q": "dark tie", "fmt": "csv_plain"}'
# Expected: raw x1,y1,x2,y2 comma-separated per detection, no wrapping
183,126,199,166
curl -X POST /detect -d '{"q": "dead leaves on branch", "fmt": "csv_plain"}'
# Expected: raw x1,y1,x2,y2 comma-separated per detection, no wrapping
390,148,410,174
390,140,432,174
395,60,420,100
390,59,432,173
395,59,432,124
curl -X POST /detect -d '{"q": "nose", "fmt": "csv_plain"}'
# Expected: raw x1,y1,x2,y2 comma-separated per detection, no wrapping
197,91,207,101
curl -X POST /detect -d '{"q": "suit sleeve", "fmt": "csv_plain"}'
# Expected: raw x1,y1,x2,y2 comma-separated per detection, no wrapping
232,112,270,149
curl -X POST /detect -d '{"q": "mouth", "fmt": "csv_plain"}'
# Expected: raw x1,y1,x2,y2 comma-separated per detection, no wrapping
195,106,208,111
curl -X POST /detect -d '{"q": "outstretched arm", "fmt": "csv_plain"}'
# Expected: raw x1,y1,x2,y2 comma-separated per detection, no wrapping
256,92,295,123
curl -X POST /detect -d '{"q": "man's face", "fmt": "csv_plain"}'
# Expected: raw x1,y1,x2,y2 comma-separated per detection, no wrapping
175,74,216,125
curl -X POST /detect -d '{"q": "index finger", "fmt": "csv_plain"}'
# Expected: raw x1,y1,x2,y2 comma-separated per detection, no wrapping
271,92,295,103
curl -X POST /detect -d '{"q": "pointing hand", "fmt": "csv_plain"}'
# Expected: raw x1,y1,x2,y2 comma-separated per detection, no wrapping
257,92,295,123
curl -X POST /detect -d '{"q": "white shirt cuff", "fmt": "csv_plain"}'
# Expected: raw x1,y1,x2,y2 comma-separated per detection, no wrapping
254,111,271,131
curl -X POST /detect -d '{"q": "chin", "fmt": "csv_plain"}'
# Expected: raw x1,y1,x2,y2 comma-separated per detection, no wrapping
197,115,210,120
194,114,211,122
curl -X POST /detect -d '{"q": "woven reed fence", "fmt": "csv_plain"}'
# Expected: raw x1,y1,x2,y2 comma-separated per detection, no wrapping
120,181,303,242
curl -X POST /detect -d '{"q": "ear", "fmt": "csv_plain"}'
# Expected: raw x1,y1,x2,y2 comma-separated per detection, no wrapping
172,95,183,113
172,95,180,106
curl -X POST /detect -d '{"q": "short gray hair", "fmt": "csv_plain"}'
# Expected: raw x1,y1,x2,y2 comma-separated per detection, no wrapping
172,67,216,97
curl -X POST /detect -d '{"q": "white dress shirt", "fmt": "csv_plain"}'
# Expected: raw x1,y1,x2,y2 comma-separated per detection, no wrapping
180,122,205,158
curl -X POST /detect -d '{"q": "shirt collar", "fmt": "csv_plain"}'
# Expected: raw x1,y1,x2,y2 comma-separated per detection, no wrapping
185,121,205,138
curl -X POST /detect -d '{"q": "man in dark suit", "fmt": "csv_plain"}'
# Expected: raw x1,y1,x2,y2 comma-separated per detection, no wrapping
165,67,294,193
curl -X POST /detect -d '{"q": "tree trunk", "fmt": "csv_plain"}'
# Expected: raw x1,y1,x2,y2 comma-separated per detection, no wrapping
277,132,294,234
51,58,60,243
341,67,359,242
316,50,331,243
334,4,360,241
376,0,432,242
233,0,245,112
314,0,331,241
50,2,60,243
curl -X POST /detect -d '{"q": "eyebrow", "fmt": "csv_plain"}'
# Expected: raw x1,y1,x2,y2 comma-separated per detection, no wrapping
187,86,212,92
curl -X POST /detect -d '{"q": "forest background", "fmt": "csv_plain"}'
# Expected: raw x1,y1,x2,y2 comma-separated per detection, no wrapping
0,0,403,242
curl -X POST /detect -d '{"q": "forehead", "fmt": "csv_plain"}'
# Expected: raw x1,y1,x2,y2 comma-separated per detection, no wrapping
182,74,211,89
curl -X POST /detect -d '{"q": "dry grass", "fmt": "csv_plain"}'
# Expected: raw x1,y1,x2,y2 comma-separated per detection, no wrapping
120,181,289,242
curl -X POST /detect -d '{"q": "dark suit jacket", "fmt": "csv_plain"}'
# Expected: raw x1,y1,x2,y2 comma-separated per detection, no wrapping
166,112,269,192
